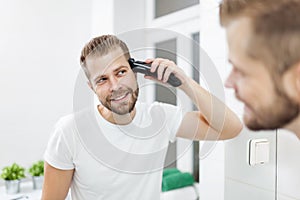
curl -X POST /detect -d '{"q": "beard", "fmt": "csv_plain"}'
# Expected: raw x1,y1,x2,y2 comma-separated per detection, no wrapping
243,87,299,131
100,86,139,115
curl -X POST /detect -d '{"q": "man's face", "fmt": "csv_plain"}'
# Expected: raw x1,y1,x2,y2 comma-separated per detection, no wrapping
225,18,299,130
86,48,139,115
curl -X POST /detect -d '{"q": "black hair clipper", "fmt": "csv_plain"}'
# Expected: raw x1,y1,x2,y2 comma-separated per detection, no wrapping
128,58,182,87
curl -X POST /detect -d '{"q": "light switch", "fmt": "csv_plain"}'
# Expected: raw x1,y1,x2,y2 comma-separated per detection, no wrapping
249,139,270,166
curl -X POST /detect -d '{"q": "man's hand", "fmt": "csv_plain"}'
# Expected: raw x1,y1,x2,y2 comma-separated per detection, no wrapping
144,58,187,86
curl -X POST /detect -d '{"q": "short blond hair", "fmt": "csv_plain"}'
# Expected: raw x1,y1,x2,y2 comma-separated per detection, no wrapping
220,0,300,74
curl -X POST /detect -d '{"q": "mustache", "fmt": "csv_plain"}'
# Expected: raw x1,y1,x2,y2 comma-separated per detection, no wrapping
234,92,243,102
235,92,253,111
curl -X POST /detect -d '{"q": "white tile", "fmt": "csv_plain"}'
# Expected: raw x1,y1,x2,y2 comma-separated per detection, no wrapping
225,178,276,200
277,129,300,199
199,143,225,200
277,193,298,200
225,128,277,190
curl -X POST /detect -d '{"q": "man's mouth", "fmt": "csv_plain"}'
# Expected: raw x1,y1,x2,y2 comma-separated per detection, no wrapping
235,93,254,116
110,92,130,102
244,105,252,116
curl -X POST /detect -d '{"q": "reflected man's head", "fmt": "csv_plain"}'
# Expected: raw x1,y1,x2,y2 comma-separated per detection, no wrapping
220,0,300,132
79,35,139,115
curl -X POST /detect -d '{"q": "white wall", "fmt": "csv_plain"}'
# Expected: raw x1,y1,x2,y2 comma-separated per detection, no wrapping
0,0,93,184
198,1,227,199
90,0,114,36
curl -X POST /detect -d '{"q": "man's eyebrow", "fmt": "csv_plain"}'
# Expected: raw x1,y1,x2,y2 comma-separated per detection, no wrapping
228,59,233,64
113,65,129,72
93,74,105,83
228,59,248,75
92,65,130,82
228,59,238,68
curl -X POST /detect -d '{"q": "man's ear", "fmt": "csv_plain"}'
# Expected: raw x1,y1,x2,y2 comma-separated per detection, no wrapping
87,81,94,91
295,62,300,101
283,63,300,103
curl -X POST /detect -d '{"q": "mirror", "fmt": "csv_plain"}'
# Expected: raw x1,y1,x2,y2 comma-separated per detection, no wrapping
1,0,299,200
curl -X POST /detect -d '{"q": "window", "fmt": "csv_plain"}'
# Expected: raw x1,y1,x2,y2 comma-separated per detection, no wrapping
155,0,199,18
154,38,178,168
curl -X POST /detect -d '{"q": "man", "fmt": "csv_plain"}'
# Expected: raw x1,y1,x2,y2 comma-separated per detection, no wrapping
42,35,242,200
219,0,300,138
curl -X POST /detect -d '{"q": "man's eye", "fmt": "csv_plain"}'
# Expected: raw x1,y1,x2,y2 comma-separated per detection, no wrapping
233,67,244,76
117,70,126,76
96,78,106,84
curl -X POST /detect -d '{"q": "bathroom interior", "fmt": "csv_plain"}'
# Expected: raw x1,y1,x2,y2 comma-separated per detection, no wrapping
0,0,299,199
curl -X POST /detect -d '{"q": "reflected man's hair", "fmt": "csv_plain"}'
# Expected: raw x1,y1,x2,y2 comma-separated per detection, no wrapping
80,35,131,78
220,0,300,74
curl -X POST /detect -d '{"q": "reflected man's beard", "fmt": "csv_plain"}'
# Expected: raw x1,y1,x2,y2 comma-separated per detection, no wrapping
101,86,139,115
245,88,299,131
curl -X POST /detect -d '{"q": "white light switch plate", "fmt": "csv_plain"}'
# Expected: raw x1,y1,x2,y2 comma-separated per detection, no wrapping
249,139,270,166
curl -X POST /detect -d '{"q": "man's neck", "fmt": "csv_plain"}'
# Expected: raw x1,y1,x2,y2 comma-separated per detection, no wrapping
97,105,136,125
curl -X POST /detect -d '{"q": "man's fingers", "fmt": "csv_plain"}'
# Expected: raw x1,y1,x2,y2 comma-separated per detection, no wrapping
145,58,154,63
156,63,167,80
163,67,173,83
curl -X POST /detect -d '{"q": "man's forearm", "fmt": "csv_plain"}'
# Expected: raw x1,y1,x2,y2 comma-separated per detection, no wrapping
179,77,242,135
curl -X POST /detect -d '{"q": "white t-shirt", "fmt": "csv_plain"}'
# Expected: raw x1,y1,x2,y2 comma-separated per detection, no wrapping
44,101,182,200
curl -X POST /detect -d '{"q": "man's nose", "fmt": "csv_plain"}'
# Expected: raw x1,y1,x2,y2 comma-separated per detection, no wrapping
109,76,120,91
225,72,235,89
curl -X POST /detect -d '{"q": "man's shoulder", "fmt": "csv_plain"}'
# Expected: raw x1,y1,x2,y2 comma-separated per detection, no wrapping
55,107,94,130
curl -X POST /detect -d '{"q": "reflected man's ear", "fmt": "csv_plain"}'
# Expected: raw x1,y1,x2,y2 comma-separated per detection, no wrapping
87,81,94,91
296,63,300,102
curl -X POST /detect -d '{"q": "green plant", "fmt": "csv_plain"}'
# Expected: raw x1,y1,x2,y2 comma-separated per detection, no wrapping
1,163,26,180
29,160,44,177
